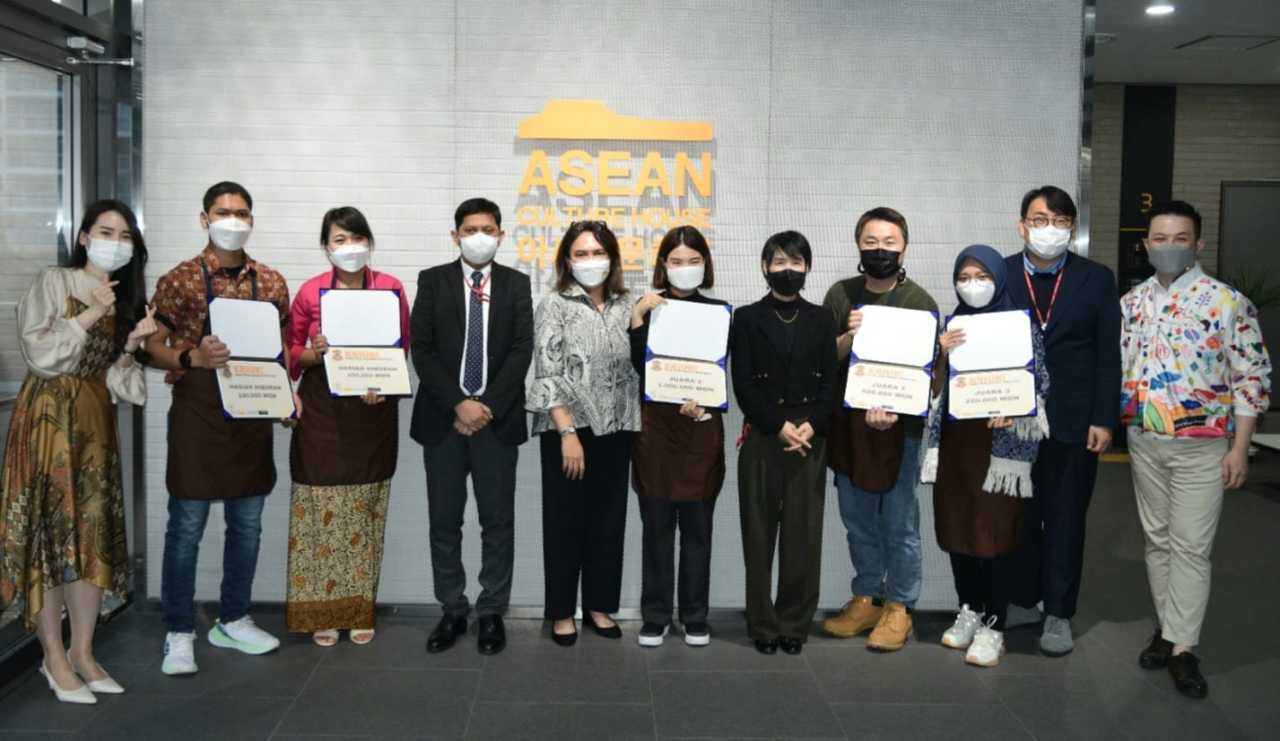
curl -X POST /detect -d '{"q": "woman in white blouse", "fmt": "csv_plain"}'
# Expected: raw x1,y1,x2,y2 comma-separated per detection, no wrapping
527,220,641,645
0,199,156,704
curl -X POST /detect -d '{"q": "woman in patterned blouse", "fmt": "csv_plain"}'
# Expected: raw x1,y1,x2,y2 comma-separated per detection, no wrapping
527,220,641,645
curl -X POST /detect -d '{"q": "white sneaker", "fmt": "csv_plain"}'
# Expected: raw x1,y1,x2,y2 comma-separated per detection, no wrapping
208,616,280,655
965,618,1004,668
941,604,983,649
162,632,198,676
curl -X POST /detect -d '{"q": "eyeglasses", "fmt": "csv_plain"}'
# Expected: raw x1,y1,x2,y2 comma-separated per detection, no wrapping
1024,215,1074,229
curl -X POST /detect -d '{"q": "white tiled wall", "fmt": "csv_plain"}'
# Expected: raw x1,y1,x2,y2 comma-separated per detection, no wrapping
142,0,1082,611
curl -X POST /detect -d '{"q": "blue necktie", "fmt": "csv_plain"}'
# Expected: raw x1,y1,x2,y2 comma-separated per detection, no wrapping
463,271,484,394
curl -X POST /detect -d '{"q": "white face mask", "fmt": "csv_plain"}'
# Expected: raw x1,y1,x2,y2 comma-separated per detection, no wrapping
208,217,252,252
1026,224,1072,259
460,232,500,266
571,258,611,289
328,244,370,273
86,238,133,273
666,264,704,292
956,279,996,309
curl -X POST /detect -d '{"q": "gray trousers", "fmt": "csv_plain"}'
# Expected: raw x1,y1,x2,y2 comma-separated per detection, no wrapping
423,426,518,617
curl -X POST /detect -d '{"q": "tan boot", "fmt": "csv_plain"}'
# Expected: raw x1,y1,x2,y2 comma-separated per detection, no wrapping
866,601,912,652
822,595,882,638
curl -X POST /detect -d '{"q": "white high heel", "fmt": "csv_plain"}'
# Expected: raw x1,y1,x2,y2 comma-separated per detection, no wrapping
38,662,97,704
68,651,125,694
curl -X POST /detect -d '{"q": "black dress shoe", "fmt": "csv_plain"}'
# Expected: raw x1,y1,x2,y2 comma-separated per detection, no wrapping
477,615,506,655
586,615,623,639
779,637,803,655
426,615,467,654
1138,629,1173,670
754,638,778,655
551,621,578,647
1168,652,1209,699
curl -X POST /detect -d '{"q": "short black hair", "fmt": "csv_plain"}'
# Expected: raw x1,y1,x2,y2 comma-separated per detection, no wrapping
1147,200,1202,240
454,198,502,229
761,230,812,268
1020,185,1077,221
855,206,909,246
203,181,253,212
320,205,375,247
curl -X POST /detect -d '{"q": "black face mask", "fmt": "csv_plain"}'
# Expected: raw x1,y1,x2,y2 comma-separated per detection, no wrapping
859,249,902,280
765,268,806,296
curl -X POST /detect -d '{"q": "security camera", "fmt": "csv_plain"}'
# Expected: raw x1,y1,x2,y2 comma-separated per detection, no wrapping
66,36,106,55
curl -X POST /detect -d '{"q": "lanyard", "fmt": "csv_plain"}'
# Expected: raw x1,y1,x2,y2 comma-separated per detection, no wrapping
200,261,257,335
1023,266,1065,330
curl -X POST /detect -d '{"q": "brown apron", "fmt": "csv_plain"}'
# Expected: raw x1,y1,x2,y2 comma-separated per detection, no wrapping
828,277,906,493
289,271,400,486
631,403,725,502
932,417,1025,558
166,263,276,500
289,364,399,486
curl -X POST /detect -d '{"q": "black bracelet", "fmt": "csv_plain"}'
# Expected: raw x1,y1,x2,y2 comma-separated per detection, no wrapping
132,348,152,366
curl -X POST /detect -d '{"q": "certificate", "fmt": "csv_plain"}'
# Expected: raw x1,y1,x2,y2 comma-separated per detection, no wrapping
644,300,731,409
320,289,402,347
209,298,282,359
644,357,727,408
844,305,937,417
946,310,1033,372
944,310,1038,420
947,368,1037,420
323,347,412,397
215,360,296,419
844,361,933,416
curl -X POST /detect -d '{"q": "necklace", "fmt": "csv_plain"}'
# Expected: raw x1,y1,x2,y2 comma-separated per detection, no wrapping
773,309,799,324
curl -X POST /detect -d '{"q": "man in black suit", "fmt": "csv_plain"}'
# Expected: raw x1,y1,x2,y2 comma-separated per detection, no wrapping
1003,185,1122,657
410,198,533,656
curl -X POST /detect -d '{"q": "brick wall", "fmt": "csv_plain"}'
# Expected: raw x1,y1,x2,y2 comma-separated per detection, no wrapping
1088,83,1280,276
1172,85,1280,274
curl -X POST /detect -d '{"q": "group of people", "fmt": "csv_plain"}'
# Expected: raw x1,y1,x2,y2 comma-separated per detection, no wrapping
0,181,1268,706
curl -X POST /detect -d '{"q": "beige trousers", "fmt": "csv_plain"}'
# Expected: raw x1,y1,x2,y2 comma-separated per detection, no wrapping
1128,431,1228,647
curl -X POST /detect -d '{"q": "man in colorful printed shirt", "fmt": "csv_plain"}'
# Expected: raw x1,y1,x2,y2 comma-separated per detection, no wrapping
1120,200,1271,700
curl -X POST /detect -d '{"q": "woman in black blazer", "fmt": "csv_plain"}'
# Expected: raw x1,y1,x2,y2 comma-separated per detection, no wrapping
730,231,838,656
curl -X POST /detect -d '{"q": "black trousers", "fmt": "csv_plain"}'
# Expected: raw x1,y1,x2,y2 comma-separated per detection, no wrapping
950,553,1013,630
737,426,827,642
638,494,715,626
539,429,633,620
423,426,518,618
1011,438,1099,618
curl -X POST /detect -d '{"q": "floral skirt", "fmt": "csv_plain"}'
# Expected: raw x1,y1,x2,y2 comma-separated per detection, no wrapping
0,373,129,630
285,480,390,631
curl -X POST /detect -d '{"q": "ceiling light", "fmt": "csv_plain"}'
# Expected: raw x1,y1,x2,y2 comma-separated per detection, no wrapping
1146,3,1175,16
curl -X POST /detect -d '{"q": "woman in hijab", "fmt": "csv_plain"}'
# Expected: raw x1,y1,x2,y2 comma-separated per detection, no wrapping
922,244,1050,668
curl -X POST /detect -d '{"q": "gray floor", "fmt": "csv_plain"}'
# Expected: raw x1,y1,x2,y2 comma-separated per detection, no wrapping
2,456,1279,740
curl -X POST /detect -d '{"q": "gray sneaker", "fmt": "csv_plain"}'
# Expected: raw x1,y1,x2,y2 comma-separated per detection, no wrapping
1040,615,1074,657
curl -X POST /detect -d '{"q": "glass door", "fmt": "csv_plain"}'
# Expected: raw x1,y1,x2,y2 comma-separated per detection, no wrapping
0,54,80,655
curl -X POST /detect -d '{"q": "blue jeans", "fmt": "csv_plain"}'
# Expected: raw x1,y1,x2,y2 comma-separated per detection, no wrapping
161,495,265,633
835,436,922,607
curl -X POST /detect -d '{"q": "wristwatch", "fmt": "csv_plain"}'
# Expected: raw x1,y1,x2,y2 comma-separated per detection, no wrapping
558,426,578,437
178,348,193,370
132,348,152,366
